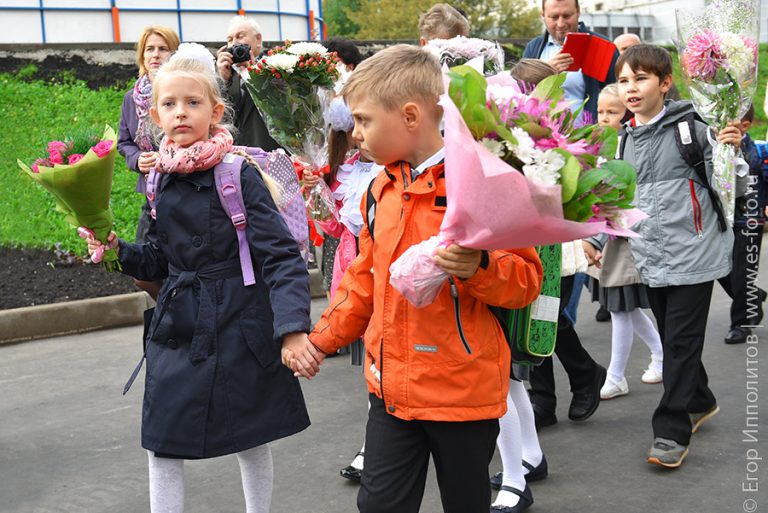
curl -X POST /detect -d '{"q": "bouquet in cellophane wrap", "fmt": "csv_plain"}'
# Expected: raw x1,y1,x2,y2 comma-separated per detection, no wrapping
424,36,505,76
676,0,760,224
17,125,121,271
244,41,340,222
389,66,645,308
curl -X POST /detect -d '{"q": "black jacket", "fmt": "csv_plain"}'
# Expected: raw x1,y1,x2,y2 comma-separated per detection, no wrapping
119,162,311,458
227,73,281,150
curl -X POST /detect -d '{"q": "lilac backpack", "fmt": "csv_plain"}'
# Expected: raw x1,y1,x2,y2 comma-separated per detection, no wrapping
145,148,309,286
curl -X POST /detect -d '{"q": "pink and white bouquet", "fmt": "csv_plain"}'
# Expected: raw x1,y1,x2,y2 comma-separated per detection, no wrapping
424,36,505,76
17,126,121,271
676,0,760,224
389,67,643,307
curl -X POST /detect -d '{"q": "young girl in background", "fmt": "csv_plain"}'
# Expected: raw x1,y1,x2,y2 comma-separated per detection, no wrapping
85,55,312,513
585,84,664,400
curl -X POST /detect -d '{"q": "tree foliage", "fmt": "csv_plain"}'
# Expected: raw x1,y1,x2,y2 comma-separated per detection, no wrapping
346,0,434,40
322,0,362,38
459,0,542,39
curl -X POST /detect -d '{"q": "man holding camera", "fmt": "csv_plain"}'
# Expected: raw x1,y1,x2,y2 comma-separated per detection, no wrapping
216,16,280,150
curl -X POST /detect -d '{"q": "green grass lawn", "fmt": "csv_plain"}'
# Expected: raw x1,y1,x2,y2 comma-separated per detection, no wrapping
1,45,767,252
0,73,141,253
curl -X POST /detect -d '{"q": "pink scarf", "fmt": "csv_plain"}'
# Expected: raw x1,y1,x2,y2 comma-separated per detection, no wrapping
156,127,233,174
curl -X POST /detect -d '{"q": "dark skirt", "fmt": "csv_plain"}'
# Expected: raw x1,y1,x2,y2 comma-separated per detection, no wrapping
589,277,650,312
135,200,153,244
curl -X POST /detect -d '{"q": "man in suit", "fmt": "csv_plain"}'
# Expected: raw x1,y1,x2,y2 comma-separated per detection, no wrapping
216,16,280,150
523,0,618,120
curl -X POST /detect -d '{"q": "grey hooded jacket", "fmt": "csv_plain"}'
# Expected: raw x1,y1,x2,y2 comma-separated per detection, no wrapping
621,100,734,287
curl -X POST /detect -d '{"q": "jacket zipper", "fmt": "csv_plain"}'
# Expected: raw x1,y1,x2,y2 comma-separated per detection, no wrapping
448,277,472,354
689,179,703,239
378,338,385,402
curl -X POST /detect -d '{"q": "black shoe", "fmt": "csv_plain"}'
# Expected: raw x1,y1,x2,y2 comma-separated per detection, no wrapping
522,454,548,482
490,471,502,490
568,365,607,421
532,404,557,431
724,327,751,345
595,305,611,322
339,451,363,483
490,484,533,513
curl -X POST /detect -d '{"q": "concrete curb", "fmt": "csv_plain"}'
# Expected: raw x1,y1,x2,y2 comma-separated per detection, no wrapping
1,268,326,345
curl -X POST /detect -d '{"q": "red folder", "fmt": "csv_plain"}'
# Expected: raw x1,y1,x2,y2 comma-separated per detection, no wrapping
560,32,616,82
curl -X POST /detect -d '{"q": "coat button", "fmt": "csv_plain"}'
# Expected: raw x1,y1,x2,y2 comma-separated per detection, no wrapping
192,235,203,247
388,405,396,413
403,193,411,201
167,339,177,349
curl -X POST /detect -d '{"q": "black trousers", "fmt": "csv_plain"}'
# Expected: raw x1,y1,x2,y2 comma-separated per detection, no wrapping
647,282,717,446
529,275,601,412
357,394,499,513
718,225,764,328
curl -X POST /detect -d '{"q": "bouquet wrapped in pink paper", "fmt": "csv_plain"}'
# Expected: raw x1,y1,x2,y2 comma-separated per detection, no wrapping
17,125,121,271
676,0,760,224
390,67,643,307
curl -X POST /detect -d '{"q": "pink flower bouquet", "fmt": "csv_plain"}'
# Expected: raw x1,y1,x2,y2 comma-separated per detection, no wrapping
676,0,760,223
17,126,121,271
390,67,643,307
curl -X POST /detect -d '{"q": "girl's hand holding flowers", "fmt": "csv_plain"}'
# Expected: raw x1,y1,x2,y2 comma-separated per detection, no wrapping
301,168,321,189
78,228,119,261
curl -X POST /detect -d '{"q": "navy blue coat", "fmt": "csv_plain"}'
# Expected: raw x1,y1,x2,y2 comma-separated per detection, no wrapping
523,22,619,120
118,162,311,459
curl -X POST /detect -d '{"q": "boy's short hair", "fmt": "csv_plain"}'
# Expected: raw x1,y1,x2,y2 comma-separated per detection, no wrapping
510,58,557,87
342,44,442,114
615,44,672,80
742,104,755,123
419,3,470,40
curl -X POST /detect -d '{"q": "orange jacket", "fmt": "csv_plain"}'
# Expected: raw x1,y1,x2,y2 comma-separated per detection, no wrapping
310,160,543,421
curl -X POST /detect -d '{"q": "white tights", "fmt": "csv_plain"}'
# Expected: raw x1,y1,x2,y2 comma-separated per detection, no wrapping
607,309,663,384
147,445,273,513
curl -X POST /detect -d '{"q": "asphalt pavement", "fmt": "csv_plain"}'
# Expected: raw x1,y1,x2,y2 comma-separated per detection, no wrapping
1,273,766,513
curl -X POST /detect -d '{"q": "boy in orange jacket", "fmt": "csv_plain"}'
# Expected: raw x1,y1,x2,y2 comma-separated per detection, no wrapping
283,45,543,513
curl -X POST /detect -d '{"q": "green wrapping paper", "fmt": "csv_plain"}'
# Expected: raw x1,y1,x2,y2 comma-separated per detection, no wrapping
17,125,121,271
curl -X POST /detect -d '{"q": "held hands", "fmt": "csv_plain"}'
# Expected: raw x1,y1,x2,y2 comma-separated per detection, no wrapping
281,332,326,379
716,122,743,148
434,244,482,280
138,152,159,174
548,52,574,72
582,240,602,268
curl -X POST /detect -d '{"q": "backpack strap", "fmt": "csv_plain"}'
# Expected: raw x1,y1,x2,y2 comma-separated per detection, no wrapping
145,168,161,219
365,177,377,242
673,113,728,232
214,153,256,287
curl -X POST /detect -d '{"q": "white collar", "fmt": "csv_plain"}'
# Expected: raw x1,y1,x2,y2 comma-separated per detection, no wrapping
635,106,667,127
412,147,445,178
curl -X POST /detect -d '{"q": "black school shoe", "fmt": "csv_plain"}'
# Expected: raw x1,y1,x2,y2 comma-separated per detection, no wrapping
339,451,363,482
490,454,549,489
724,327,751,345
595,305,611,322
490,484,534,513
532,404,558,431
568,365,607,421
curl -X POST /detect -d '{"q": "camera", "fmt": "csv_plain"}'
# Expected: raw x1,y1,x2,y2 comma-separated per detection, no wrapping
226,43,251,64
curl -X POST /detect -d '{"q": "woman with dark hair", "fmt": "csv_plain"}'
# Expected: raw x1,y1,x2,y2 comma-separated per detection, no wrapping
117,25,180,299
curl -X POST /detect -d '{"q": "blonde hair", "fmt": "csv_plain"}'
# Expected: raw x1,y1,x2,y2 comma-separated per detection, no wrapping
599,83,620,99
342,44,442,116
419,3,470,40
510,59,557,86
136,26,180,77
152,58,282,204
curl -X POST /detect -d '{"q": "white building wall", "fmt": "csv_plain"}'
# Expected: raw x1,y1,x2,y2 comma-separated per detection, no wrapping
0,0,325,43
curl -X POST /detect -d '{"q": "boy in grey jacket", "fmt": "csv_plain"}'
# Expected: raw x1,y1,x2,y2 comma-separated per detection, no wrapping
585,44,744,468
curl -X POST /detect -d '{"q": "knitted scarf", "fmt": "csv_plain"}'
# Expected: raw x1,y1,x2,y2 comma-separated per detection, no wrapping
156,127,233,174
132,74,155,152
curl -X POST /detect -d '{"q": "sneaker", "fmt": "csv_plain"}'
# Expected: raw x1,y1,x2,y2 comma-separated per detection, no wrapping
690,404,720,433
641,366,663,384
647,438,688,468
600,377,628,399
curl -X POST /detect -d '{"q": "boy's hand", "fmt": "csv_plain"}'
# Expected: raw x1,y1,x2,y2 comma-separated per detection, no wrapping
716,122,743,148
138,152,159,174
434,244,482,280
281,332,325,379
582,240,602,268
